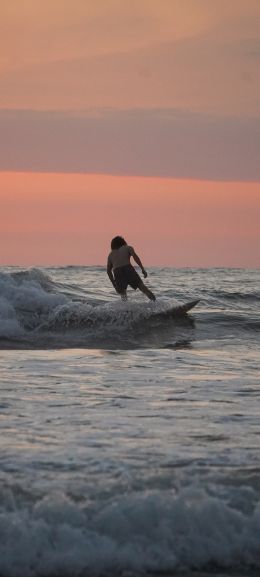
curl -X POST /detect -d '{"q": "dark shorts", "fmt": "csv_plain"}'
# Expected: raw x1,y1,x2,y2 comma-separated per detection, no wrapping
114,264,142,293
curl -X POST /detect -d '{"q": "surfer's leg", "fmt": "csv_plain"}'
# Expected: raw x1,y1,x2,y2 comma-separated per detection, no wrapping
113,267,128,300
138,281,156,301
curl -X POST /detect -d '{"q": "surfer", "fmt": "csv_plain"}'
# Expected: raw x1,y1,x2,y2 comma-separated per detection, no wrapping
107,236,156,301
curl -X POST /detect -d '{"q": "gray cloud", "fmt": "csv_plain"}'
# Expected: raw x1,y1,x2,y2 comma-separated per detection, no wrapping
0,108,259,181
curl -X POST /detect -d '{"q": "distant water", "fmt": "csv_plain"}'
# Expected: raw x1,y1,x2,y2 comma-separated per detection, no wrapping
0,266,259,577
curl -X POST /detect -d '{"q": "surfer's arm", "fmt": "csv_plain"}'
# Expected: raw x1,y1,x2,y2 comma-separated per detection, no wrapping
132,251,147,278
107,259,117,289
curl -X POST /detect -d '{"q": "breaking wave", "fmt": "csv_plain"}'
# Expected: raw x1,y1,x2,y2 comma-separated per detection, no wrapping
0,268,197,348
0,485,259,577
0,268,259,349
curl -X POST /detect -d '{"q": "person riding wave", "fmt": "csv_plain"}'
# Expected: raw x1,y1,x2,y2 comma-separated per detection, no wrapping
107,236,156,301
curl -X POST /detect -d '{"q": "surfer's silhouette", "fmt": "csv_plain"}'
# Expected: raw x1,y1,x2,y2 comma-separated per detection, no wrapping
107,236,156,301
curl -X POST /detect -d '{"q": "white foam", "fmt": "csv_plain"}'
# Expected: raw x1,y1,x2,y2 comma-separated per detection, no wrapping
0,297,24,338
0,487,259,576
47,298,177,331
0,269,67,338
0,268,181,342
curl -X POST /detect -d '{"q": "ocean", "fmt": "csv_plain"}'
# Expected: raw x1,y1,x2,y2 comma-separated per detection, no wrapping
0,266,259,577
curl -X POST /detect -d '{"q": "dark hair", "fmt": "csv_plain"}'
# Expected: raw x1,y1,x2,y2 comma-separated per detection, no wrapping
111,236,127,250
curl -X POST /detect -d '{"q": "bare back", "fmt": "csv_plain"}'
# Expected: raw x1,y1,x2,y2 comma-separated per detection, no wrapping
108,245,134,270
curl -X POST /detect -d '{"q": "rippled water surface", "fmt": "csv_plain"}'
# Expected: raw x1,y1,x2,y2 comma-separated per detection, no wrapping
0,267,259,577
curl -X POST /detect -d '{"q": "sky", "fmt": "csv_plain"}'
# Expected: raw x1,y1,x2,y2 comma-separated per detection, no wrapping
1,0,259,266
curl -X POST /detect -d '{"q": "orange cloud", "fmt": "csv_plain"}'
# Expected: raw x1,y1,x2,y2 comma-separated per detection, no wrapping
1,1,259,115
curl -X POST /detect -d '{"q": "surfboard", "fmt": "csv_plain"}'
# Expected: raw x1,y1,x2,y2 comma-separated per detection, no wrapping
154,299,200,319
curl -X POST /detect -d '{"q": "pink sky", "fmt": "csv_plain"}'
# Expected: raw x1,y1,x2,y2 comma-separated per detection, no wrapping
1,172,259,267
1,1,259,266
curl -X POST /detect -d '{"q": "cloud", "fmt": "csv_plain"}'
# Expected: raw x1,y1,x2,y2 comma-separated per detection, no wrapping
0,108,259,181
1,31,260,116
1,1,260,116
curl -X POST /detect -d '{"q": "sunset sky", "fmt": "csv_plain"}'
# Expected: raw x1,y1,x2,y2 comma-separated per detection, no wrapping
1,0,259,266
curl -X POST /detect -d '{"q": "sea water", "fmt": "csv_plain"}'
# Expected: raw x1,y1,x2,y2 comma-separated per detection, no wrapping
0,266,259,577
